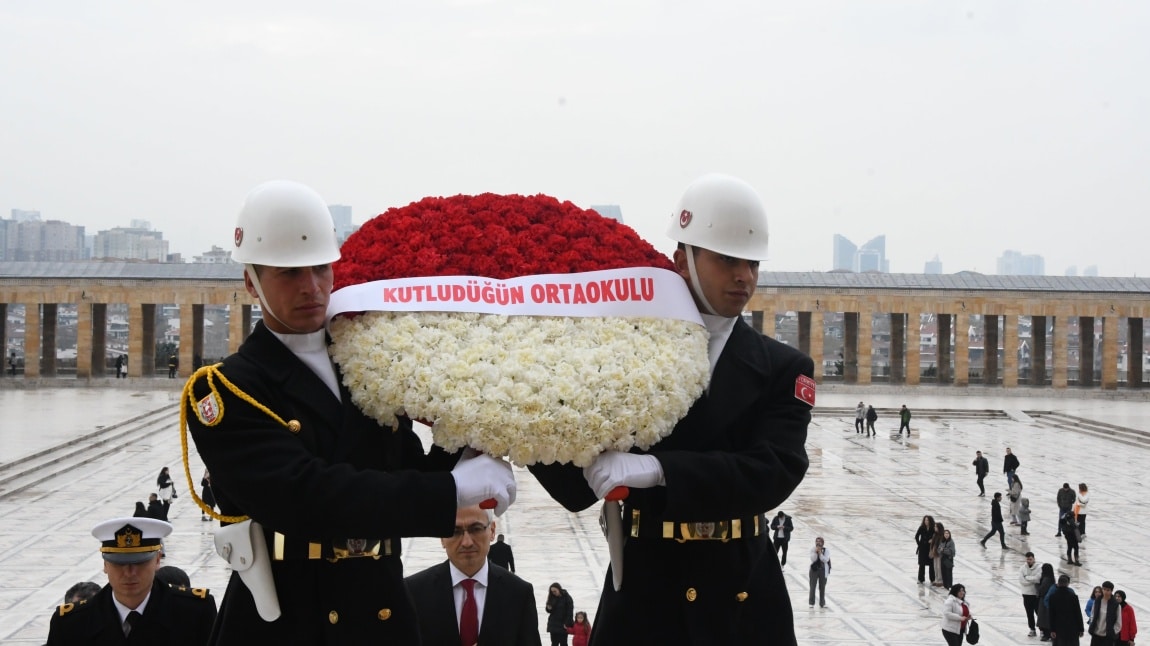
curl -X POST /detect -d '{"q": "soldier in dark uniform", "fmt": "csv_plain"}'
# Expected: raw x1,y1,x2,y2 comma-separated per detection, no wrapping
183,180,516,644
531,174,814,646
46,517,216,645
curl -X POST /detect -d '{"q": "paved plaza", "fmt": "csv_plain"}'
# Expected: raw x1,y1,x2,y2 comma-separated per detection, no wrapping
1,382,1149,644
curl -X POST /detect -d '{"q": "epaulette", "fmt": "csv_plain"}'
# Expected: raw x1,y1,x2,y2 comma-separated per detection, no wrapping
56,599,91,617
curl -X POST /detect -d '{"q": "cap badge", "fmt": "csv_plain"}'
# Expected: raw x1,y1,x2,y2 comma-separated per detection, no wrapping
116,525,143,548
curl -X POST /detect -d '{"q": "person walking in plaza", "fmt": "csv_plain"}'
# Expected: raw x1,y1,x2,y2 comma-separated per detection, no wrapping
7,351,16,376
980,493,1008,549
527,174,815,646
1115,590,1137,646
488,532,516,572
973,451,990,496
930,522,947,587
1057,482,1077,537
1088,581,1122,644
1087,586,1105,624
199,469,216,522
938,528,956,589
404,505,541,646
855,401,866,434
1004,447,1020,489
916,515,937,584
899,404,912,435
771,510,794,567
1048,574,1085,645
545,582,574,646
1037,563,1057,641
865,404,878,436
1076,483,1090,539
156,466,176,503
566,611,592,646
1019,497,1032,536
808,536,830,608
1009,475,1024,525
1020,552,1043,637
46,517,216,645
1061,511,1082,565
941,583,973,646
114,355,124,379
183,180,517,643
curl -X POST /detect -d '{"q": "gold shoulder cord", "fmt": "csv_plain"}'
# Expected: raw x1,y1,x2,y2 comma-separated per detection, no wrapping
180,363,297,523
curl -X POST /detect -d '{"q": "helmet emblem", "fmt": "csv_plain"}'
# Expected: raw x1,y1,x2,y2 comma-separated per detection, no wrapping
234,227,244,248
679,209,692,229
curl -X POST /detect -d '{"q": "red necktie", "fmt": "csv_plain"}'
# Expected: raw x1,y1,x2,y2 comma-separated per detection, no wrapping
459,578,478,646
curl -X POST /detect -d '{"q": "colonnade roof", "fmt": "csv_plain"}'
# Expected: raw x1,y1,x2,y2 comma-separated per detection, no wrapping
3,262,1150,294
759,270,1150,294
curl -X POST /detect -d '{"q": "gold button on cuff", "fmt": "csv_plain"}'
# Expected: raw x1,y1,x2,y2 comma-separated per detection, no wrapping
287,420,302,433
685,588,698,602
378,608,392,621
736,592,749,602
328,610,339,624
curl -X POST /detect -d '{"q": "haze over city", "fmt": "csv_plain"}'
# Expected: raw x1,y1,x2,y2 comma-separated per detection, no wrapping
2,2,1148,276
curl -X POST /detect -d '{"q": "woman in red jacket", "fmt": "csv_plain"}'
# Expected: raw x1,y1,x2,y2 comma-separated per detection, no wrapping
565,611,592,646
1116,590,1137,646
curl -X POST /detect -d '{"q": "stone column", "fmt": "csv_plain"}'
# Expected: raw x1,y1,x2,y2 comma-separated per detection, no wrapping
1053,315,1068,388
24,304,41,379
0,304,6,367
809,311,824,381
857,312,873,385
1101,316,1118,390
844,312,859,383
1129,318,1144,388
179,305,195,379
1079,316,1095,387
41,304,57,377
1003,314,1018,387
798,312,811,356
983,315,999,385
938,314,952,383
76,303,93,379
229,304,245,354
890,313,906,383
954,312,969,386
91,303,107,377
1031,315,1047,386
906,312,921,385
761,310,776,338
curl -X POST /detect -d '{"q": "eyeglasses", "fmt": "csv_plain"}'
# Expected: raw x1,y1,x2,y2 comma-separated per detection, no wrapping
450,522,491,539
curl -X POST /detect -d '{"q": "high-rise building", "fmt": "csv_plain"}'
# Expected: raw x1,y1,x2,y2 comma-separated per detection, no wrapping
924,255,943,274
832,234,888,272
997,250,1045,276
193,245,234,264
328,205,356,244
0,214,86,261
1082,265,1098,277
589,205,624,223
91,224,169,262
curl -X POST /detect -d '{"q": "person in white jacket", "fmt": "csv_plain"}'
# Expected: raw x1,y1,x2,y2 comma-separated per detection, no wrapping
1019,552,1043,637
1076,483,1090,539
941,584,973,646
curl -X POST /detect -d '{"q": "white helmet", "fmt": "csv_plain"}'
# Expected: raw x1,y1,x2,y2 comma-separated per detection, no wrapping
233,180,340,267
665,173,769,261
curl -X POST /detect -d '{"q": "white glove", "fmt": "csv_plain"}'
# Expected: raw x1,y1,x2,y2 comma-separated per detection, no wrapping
583,451,664,500
451,452,517,516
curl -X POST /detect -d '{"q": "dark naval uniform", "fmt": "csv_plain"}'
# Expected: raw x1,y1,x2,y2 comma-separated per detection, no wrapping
46,581,216,645
185,322,459,644
531,318,813,646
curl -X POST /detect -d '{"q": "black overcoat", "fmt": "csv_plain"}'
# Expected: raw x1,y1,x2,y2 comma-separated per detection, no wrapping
531,319,813,646
186,322,459,644
46,581,216,645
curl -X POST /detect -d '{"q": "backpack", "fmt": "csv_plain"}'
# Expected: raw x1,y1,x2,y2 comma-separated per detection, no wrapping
965,618,980,644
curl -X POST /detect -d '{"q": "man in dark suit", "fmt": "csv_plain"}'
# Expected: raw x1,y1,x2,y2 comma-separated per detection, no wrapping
770,511,794,567
488,533,516,573
406,505,541,646
530,174,814,646
46,517,216,645
184,181,517,644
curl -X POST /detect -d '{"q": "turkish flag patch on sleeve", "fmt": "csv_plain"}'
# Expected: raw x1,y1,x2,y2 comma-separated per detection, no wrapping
794,375,816,407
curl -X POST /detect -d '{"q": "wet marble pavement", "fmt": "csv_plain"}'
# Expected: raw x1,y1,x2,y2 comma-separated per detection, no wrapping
1,384,1148,644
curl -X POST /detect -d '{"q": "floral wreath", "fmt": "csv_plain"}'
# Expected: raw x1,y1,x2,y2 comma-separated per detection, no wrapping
328,193,709,467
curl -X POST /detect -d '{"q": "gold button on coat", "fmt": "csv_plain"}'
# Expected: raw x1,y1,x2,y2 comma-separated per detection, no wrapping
736,592,749,602
378,608,392,621
685,588,698,602
328,610,339,624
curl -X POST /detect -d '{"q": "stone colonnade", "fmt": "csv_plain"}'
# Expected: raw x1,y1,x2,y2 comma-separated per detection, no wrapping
748,289,1149,390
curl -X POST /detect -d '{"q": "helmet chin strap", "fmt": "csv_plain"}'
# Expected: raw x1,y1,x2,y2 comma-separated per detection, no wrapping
245,264,308,334
684,245,721,317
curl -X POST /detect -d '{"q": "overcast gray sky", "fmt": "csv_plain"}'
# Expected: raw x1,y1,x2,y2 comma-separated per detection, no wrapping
2,1,1147,276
